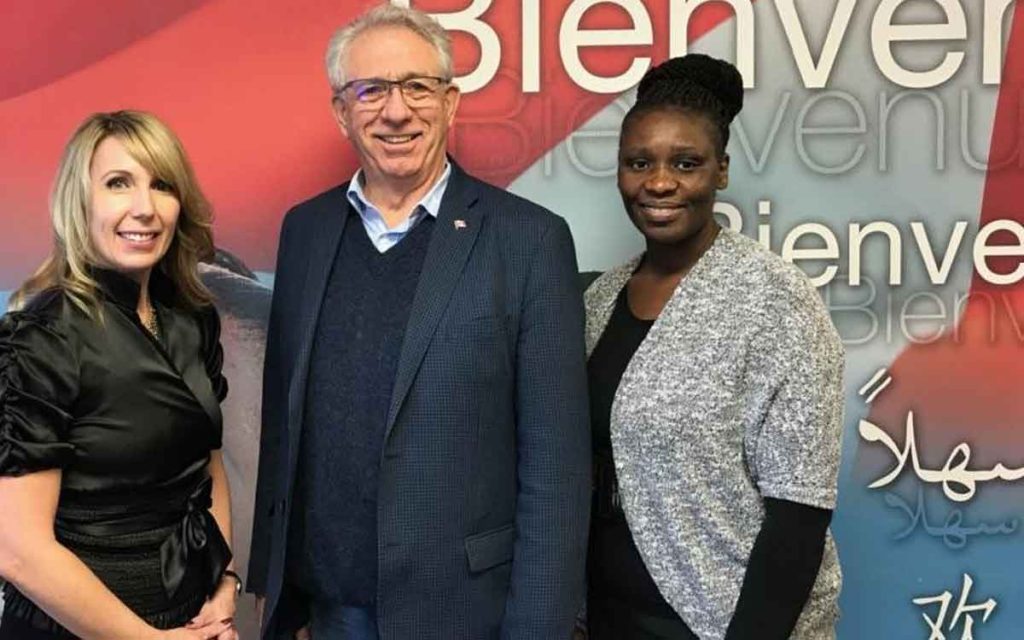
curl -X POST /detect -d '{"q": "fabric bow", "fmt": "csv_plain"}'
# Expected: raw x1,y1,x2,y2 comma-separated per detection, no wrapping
159,474,233,599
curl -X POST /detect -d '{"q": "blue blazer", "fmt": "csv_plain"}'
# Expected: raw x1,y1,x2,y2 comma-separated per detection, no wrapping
247,163,591,639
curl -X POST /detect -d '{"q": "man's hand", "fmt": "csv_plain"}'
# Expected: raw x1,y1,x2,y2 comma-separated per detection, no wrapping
295,626,311,639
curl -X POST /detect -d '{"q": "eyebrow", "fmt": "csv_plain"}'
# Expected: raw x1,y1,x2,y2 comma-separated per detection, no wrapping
620,145,703,155
96,168,165,183
98,169,132,179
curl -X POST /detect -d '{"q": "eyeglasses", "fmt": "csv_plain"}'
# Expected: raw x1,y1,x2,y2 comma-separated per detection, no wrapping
337,76,449,106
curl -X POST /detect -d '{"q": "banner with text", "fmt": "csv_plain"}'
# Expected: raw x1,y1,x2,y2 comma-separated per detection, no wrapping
2,1,1021,637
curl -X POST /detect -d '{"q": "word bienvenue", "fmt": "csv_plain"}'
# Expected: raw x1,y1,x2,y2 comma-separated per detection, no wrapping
400,0,1014,93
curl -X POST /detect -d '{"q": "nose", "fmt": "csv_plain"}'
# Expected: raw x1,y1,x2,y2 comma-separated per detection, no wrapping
643,166,679,195
130,186,156,218
379,83,414,123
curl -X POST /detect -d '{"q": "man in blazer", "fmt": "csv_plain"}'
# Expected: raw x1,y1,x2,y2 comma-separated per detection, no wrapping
246,4,590,639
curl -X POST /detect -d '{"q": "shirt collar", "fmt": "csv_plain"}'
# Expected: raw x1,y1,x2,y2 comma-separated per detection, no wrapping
346,162,451,220
91,266,177,310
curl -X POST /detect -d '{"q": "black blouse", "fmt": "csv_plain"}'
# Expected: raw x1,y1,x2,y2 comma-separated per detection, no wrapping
0,268,230,632
587,286,696,639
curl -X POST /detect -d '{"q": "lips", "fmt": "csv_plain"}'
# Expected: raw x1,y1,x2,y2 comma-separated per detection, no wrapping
636,202,686,222
117,231,159,243
375,132,421,146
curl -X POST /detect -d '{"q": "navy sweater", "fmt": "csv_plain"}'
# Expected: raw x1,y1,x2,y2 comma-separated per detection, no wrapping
287,212,435,606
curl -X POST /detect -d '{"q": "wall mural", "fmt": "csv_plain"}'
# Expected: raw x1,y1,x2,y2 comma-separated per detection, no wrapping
3,1,1022,637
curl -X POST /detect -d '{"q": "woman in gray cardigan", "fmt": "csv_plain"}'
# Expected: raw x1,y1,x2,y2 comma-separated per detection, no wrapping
584,55,844,640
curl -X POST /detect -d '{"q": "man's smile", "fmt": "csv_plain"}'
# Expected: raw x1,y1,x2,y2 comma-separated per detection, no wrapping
375,132,421,146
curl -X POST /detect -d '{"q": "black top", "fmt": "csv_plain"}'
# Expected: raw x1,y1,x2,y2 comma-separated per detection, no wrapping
0,268,231,633
288,212,434,606
587,286,694,636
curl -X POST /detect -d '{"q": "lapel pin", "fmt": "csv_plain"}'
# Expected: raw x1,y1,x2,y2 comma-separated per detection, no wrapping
454,219,467,229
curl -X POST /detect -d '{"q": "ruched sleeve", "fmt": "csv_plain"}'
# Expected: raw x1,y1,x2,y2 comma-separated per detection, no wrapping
198,305,228,403
0,311,79,475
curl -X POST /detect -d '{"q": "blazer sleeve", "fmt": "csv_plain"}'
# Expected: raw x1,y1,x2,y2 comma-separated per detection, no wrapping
247,212,296,595
502,217,591,639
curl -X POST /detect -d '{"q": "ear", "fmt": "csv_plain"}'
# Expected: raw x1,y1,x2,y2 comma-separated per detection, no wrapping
717,152,730,190
331,95,352,140
442,82,461,128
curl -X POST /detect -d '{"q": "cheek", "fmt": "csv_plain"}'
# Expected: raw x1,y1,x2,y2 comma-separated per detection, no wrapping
616,173,636,200
86,209,118,264
87,218,104,252
164,202,182,226
686,176,719,202
160,202,182,238
87,202,115,241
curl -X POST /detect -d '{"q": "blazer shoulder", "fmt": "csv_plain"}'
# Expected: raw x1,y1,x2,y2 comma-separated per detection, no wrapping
463,174,561,225
282,183,350,231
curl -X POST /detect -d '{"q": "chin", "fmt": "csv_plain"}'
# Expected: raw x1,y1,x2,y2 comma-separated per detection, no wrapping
383,160,427,178
641,226,698,246
107,257,162,276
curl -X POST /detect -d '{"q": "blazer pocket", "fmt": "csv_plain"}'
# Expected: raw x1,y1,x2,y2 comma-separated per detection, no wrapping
464,523,516,573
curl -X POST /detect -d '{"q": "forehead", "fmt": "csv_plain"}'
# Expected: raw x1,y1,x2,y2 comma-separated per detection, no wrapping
345,25,442,79
621,107,718,151
90,136,147,175
89,135,171,185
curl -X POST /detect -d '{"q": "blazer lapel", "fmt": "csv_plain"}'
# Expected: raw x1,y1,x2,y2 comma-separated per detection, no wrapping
287,190,349,456
384,165,482,442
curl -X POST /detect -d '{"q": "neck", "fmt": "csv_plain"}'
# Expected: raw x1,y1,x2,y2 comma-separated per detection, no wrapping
641,221,721,278
362,159,446,228
134,271,152,315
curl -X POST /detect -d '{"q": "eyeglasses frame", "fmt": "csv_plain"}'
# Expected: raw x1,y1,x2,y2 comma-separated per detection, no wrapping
335,75,452,108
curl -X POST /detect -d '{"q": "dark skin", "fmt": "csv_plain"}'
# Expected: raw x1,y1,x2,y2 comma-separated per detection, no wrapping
616,105,830,640
617,106,729,320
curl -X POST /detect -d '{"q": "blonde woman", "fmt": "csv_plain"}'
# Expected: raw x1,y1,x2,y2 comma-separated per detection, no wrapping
0,112,239,640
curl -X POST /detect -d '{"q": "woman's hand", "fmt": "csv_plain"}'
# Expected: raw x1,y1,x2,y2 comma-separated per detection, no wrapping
161,620,232,640
184,578,239,639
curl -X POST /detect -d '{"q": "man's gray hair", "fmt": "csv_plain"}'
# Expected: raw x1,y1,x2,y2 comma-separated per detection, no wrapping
325,3,454,93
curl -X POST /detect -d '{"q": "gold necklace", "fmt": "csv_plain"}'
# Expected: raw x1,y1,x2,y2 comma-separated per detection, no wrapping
140,305,160,339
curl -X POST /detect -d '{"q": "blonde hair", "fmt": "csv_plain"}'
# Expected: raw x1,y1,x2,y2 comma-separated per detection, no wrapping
10,111,215,315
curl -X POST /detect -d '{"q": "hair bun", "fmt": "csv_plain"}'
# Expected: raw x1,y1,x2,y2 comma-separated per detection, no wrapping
637,54,744,122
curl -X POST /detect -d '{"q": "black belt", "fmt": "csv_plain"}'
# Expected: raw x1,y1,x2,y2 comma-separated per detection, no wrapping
56,475,232,600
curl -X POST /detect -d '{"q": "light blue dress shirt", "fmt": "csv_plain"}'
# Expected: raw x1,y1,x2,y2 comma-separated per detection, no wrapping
345,163,451,253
